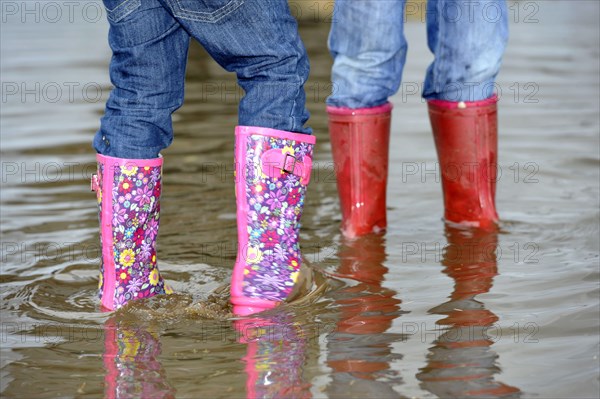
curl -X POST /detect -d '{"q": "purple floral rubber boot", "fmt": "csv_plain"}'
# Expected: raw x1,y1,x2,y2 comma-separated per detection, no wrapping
230,126,315,316
92,154,172,311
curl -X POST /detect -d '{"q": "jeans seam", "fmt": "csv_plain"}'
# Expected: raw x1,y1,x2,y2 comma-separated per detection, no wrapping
432,0,445,96
106,0,142,23
289,62,305,132
167,0,244,23
273,9,306,132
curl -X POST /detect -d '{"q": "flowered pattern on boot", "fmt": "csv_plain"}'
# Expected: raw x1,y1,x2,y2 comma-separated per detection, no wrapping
94,157,171,310
241,135,313,301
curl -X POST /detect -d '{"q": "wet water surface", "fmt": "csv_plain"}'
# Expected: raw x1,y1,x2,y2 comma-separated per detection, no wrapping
1,1,599,398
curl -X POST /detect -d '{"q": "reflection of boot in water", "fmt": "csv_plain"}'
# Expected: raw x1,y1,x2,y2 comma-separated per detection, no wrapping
235,314,311,399
417,226,521,399
326,235,406,398
103,317,175,399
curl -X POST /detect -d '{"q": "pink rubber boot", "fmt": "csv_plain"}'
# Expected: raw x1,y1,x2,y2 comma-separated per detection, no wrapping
230,126,315,316
327,103,393,238
92,154,172,311
428,96,499,229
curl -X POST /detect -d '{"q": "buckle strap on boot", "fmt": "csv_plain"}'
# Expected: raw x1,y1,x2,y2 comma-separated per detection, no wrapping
260,149,312,185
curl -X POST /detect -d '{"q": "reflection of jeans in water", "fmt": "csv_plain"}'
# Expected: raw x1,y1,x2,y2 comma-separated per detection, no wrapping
327,0,509,108
94,0,311,159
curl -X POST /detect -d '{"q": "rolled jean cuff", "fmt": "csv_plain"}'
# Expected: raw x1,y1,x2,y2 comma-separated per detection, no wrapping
326,102,393,115
325,97,391,109
422,79,498,102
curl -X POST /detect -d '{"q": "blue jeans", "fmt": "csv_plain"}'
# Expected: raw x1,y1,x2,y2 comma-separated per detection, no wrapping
327,0,509,108
94,0,311,159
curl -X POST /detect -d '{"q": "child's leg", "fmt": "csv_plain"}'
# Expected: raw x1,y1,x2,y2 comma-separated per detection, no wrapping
154,0,315,313
158,0,311,134
423,0,508,102
93,0,189,310
326,0,406,237
424,0,508,228
94,0,191,159
327,0,407,109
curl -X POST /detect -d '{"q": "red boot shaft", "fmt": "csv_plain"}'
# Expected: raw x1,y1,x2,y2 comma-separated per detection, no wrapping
327,103,393,238
428,96,499,229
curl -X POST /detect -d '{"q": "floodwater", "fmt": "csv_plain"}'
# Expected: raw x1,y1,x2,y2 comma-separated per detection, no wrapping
1,1,599,398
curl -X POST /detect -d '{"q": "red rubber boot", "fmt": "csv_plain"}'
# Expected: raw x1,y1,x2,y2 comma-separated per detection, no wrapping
327,103,393,238
428,96,499,229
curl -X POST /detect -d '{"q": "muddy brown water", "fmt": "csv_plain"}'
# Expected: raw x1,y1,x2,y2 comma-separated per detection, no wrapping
1,1,599,398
